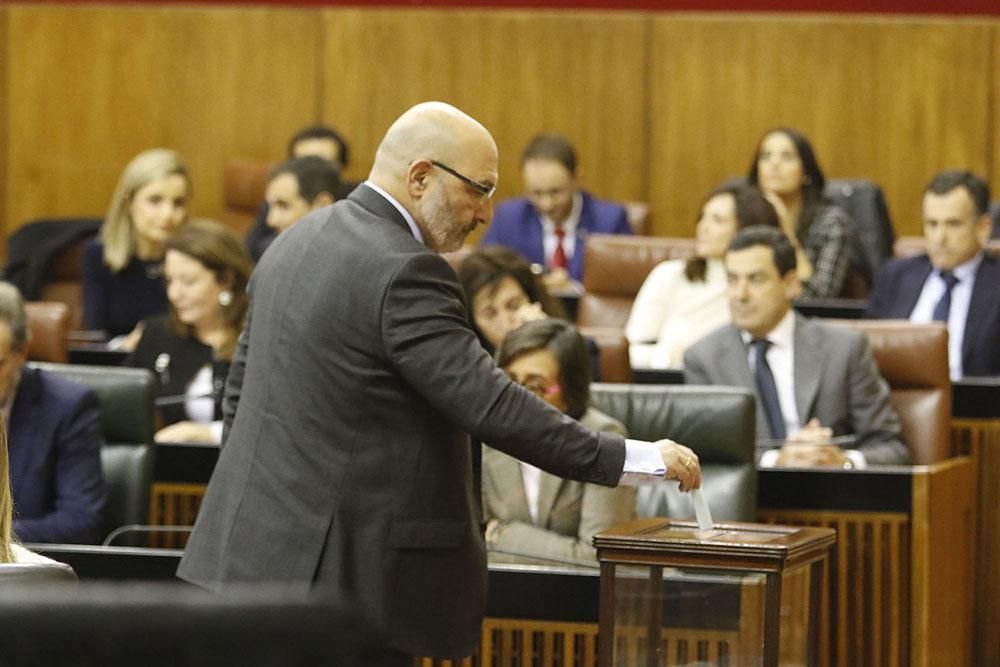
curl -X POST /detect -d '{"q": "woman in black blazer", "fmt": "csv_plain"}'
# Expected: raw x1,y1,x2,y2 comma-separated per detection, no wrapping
126,220,253,444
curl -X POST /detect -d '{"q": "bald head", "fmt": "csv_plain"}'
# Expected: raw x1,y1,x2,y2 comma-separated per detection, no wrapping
368,102,499,253
370,102,497,188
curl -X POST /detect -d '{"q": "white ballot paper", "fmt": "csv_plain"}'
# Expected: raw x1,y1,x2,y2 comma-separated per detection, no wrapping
691,488,714,531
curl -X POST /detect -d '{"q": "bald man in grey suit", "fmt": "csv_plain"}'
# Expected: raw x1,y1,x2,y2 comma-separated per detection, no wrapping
178,103,701,663
684,226,908,468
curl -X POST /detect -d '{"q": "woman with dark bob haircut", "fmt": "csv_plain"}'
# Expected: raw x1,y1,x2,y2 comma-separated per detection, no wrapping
748,127,857,298
481,318,635,566
457,246,566,354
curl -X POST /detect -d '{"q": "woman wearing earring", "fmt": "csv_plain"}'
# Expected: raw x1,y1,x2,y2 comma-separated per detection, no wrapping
82,149,192,347
748,127,856,298
125,220,252,444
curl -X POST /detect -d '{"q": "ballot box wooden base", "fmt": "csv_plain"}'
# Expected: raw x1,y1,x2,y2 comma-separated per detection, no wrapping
594,519,835,667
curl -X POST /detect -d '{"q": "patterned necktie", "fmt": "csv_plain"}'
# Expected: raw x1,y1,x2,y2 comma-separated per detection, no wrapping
751,339,787,440
551,228,568,270
931,271,960,323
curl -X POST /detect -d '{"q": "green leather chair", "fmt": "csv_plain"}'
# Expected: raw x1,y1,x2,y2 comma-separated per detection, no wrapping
590,383,757,522
30,363,156,543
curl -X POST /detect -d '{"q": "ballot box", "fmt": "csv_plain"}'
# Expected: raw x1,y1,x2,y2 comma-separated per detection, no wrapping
595,519,835,667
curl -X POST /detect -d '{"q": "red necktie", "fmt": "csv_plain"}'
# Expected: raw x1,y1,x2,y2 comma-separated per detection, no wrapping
551,228,568,270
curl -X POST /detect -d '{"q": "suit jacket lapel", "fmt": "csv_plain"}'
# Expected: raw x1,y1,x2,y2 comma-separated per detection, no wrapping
898,256,934,317
7,368,41,489
484,451,533,522
793,316,824,422
570,194,593,280
534,471,565,528
963,256,996,369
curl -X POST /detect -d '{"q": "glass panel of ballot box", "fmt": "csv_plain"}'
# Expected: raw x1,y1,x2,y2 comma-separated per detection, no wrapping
595,519,835,667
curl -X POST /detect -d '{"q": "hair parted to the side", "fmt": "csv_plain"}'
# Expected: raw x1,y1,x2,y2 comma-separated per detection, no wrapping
727,225,799,277
684,183,780,283
0,282,29,353
457,246,567,354
101,148,190,273
521,133,578,174
269,156,342,204
496,318,591,420
164,219,253,360
0,415,16,563
287,124,351,169
747,127,827,244
925,170,990,216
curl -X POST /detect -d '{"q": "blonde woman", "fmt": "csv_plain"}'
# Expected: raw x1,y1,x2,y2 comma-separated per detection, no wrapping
82,149,191,343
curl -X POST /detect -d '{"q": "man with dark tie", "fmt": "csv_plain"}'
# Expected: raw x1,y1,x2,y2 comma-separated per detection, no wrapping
866,170,999,379
684,226,909,468
480,133,632,290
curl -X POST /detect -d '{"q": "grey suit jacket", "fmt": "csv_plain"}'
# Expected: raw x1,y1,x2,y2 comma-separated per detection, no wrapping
482,407,636,567
683,315,909,465
177,185,626,659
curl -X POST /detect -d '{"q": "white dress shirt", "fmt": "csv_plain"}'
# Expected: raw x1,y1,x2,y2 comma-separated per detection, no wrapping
541,192,583,265
744,311,867,469
908,253,982,380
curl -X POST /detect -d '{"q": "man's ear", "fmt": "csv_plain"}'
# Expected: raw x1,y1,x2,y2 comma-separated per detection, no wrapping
782,269,803,301
406,159,433,199
310,192,335,209
974,213,992,246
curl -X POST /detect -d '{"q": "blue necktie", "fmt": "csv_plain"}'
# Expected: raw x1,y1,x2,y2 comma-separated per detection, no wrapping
931,271,960,323
751,339,787,440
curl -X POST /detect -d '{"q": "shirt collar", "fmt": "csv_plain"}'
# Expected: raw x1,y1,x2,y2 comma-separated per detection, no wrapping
363,180,425,246
943,252,983,283
540,191,583,236
740,308,796,349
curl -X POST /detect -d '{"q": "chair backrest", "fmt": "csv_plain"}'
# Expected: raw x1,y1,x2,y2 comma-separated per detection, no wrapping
622,201,650,235
825,320,951,464
578,326,631,383
0,561,77,584
590,384,757,522
222,159,275,236
824,179,895,283
2,218,102,331
29,363,157,537
24,301,71,363
579,235,695,328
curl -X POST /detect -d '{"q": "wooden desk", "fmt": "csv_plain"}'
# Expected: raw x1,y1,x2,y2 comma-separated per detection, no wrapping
758,459,975,667
950,378,1000,667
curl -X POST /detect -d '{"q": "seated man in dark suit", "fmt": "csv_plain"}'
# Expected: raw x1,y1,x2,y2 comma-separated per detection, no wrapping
866,170,999,379
0,282,105,543
684,226,909,468
246,124,353,261
480,133,631,289
263,156,341,238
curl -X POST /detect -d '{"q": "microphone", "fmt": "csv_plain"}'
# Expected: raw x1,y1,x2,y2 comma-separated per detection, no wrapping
154,353,170,386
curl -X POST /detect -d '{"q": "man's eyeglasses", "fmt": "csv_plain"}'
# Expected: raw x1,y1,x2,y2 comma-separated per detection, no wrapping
430,160,496,200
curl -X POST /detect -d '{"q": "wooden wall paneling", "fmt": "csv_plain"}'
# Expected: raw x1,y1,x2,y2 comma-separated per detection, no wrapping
0,7,9,249
991,26,999,218
320,8,650,232
4,5,321,233
648,15,993,239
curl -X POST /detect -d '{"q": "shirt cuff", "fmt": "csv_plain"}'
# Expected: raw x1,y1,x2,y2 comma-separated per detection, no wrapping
759,448,780,468
618,439,666,486
845,449,867,469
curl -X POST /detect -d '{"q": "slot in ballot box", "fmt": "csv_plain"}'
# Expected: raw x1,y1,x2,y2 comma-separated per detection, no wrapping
595,519,835,667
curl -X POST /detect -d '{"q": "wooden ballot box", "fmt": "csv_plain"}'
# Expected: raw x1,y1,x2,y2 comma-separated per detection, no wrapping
595,519,835,667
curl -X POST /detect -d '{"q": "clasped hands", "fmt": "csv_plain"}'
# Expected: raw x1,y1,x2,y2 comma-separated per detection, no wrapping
775,419,852,468
656,440,701,492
